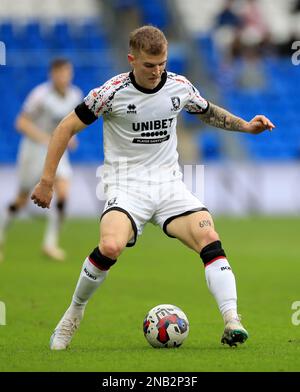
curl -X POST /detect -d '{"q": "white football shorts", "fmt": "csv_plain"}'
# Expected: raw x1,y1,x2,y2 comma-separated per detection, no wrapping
17,139,72,192
101,179,207,246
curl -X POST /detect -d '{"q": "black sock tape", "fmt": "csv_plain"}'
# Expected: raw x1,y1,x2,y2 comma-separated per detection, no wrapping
200,240,226,265
56,200,65,213
8,203,18,213
89,247,117,271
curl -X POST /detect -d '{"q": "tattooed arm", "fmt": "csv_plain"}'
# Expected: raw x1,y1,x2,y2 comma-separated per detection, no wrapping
200,102,275,134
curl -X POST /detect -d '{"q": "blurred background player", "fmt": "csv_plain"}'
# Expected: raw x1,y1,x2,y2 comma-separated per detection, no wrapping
0,58,83,261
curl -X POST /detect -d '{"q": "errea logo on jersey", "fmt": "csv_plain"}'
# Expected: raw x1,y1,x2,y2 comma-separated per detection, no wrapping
127,104,137,114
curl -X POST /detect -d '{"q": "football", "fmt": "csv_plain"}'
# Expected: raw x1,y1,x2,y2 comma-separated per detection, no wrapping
143,304,189,348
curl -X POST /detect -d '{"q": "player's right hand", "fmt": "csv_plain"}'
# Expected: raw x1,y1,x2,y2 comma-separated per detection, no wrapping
31,181,53,208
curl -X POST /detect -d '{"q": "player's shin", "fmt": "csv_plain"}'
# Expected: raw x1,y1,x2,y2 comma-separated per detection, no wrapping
45,200,65,244
0,204,19,248
50,248,116,350
200,240,238,322
71,247,116,309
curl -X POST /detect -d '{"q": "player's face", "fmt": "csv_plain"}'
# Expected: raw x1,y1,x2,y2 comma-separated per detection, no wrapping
128,49,167,90
50,64,73,94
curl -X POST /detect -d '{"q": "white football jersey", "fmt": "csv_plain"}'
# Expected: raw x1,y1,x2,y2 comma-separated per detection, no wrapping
20,81,82,153
76,71,208,184
23,81,83,135
17,82,82,190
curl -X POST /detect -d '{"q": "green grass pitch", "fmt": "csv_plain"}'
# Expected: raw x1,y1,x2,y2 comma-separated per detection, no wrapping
0,216,300,372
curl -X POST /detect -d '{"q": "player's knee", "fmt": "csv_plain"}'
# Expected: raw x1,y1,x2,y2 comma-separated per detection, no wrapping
9,195,27,212
8,203,19,214
198,229,220,251
194,228,219,252
56,199,66,214
100,238,124,260
89,246,117,271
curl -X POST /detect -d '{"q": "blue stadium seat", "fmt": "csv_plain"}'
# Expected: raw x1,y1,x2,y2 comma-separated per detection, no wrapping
197,36,300,161
168,43,188,75
137,0,169,29
197,131,223,161
0,22,15,47
0,20,113,164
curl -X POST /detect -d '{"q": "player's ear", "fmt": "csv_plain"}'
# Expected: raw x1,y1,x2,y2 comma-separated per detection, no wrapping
128,53,135,66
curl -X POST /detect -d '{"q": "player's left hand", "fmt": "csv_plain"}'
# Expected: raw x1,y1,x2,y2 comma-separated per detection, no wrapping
244,115,275,134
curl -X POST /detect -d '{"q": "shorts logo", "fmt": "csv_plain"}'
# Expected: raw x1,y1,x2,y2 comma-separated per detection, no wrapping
127,104,137,114
107,197,118,207
171,96,180,111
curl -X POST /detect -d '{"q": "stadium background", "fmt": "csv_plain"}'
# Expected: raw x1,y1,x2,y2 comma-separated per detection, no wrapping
0,0,300,373
1,0,300,215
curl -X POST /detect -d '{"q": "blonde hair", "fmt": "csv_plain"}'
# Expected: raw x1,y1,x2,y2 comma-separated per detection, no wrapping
129,25,168,55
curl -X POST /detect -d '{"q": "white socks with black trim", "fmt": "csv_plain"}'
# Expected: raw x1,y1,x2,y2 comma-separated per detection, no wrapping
72,258,108,307
204,258,238,321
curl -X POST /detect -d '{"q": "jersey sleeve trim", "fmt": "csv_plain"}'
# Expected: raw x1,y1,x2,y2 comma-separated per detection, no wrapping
186,100,210,114
74,102,98,125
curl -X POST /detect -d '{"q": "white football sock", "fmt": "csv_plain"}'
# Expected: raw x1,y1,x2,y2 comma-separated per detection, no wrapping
0,207,15,244
43,206,62,248
72,258,108,307
204,258,238,321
